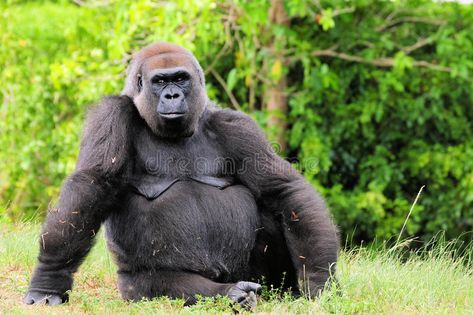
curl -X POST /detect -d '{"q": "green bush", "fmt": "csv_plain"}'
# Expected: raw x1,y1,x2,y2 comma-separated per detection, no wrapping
1,0,472,243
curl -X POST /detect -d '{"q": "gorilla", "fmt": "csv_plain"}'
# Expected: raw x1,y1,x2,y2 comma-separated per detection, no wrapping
24,42,339,310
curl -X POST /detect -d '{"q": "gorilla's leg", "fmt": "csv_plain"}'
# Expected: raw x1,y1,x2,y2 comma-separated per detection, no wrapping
24,170,116,305
209,106,340,298
118,270,261,310
250,212,298,292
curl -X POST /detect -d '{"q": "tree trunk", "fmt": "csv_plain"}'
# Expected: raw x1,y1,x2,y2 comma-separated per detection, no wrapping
266,0,290,154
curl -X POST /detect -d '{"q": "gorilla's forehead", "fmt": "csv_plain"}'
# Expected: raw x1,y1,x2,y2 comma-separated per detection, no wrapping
139,42,190,57
144,53,194,70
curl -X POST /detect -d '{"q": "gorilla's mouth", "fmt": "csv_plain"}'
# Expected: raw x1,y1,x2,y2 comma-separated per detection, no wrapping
158,112,186,120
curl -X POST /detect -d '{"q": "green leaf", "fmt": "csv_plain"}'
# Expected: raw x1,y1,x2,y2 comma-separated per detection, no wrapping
319,9,335,31
226,68,238,92
289,120,305,148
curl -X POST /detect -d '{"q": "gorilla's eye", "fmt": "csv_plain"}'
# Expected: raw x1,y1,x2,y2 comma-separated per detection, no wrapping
175,73,190,82
152,76,167,85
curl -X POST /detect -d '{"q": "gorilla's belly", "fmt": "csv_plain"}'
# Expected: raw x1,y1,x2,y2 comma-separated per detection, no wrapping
105,181,260,282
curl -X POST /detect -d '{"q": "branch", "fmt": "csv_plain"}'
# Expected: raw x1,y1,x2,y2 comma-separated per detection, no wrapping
204,42,230,75
72,0,85,5
209,68,242,111
312,49,452,72
411,60,451,73
332,7,356,17
313,49,392,66
402,37,431,55
72,0,112,7
377,16,446,32
269,0,290,25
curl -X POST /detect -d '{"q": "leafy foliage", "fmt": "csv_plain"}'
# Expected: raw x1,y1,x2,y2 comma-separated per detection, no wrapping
1,0,473,243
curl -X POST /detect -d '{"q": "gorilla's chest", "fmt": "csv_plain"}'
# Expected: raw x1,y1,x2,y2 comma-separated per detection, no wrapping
130,128,235,199
108,128,259,278
108,180,259,279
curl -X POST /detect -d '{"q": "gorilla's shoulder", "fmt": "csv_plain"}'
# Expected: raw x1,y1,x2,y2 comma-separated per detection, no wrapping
84,95,139,131
204,108,267,148
78,95,137,173
205,108,260,134
88,95,136,119
102,95,135,108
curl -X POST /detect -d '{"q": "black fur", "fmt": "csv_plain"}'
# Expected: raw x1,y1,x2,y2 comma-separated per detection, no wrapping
24,43,339,309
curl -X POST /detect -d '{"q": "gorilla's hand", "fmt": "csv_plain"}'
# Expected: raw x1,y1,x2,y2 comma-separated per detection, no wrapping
23,291,68,305
227,281,261,311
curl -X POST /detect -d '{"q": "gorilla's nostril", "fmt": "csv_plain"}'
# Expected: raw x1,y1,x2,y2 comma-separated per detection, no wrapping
164,93,181,100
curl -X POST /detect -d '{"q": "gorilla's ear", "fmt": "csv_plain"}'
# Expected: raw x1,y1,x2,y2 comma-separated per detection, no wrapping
190,57,205,87
122,57,142,97
137,74,143,93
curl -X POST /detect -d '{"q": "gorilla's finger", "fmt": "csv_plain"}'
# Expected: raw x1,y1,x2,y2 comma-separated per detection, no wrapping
23,292,47,305
23,294,35,305
236,281,261,293
45,295,63,305
236,292,248,303
239,291,257,311
23,292,65,306
35,296,48,305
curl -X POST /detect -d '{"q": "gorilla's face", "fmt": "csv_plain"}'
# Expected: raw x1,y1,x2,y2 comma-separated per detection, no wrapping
123,43,208,138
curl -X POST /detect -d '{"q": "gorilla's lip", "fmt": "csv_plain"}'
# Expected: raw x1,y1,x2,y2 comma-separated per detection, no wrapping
158,112,186,119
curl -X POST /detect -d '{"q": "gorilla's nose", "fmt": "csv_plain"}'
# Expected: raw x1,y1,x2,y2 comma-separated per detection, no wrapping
158,87,187,119
164,87,183,100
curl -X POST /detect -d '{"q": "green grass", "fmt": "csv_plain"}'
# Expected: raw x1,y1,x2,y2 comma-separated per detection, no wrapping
0,224,472,314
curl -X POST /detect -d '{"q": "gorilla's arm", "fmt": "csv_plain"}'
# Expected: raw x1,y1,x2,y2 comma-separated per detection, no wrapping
120,270,260,310
24,96,136,305
208,109,339,297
